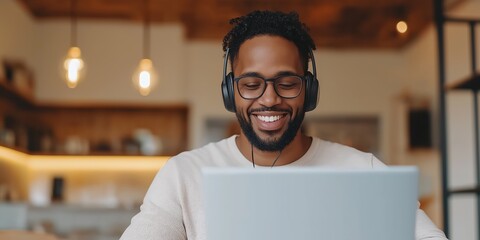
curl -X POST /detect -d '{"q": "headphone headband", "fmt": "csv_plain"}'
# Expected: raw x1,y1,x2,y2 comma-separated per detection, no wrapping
223,47,316,82
223,48,230,80
309,48,316,79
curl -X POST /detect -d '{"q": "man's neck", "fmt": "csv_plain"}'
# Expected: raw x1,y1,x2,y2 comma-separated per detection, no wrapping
235,133,312,167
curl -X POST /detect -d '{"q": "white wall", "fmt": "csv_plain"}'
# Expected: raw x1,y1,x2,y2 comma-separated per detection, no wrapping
0,0,35,67
33,20,187,103
185,41,229,148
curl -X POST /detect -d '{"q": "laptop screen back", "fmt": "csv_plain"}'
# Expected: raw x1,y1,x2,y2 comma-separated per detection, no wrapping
203,167,418,240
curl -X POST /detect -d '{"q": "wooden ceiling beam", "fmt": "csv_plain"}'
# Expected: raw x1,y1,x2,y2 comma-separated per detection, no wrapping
16,0,461,48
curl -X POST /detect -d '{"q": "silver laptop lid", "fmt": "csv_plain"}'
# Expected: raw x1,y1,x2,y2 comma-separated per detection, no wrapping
203,167,418,240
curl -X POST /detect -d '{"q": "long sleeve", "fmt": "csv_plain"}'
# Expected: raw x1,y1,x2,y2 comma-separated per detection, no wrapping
120,159,188,240
416,209,448,240
120,199,187,240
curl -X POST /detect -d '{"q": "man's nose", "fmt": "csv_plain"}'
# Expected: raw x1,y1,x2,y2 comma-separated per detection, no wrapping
257,82,281,107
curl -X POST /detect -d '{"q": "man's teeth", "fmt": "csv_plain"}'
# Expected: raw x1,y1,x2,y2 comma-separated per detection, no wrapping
257,115,282,123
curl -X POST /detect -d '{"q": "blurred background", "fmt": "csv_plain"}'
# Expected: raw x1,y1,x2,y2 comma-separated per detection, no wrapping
0,0,479,239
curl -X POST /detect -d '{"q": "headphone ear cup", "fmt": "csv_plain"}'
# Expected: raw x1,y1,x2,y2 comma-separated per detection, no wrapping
304,71,319,112
222,72,236,112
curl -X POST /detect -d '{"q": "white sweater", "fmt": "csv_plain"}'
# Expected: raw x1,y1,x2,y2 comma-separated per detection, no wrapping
120,136,447,240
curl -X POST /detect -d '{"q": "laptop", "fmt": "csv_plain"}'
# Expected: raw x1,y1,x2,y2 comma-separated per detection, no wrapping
203,167,418,240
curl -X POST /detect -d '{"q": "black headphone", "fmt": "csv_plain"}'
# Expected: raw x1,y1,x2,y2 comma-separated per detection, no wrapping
221,47,319,112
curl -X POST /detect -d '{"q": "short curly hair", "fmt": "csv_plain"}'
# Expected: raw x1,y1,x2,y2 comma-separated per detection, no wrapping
222,10,316,72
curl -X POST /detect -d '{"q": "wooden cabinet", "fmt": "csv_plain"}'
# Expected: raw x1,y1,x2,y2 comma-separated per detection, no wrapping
0,78,188,156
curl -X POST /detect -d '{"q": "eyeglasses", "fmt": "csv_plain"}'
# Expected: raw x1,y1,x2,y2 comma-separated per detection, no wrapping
235,74,304,100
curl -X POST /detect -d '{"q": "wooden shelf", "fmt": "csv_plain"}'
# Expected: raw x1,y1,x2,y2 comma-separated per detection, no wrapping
0,79,34,108
445,73,480,91
36,104,188,156
0,79,189,156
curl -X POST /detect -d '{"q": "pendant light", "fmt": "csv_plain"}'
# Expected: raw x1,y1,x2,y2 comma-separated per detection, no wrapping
395,5,408,34
63,0,85,88
132,0,158,96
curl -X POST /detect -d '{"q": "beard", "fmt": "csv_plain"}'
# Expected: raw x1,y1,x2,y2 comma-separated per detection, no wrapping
236,106,305,152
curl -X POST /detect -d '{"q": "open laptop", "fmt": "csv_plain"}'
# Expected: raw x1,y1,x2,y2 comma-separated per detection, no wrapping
203,167,418,240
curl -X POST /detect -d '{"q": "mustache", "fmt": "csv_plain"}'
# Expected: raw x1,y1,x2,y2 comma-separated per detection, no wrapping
248,107,292,115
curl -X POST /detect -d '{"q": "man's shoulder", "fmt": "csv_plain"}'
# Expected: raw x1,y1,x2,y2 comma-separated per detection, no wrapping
167,136,235,166
311,137,384,168
313,137,368,155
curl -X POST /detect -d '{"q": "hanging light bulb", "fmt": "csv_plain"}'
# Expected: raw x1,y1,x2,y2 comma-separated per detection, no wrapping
62,0,85,88
132,58,158,96
396,20,408,34
132,0,158,96
64,46,85,88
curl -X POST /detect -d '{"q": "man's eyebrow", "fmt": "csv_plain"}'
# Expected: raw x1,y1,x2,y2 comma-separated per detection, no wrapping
236,71,300,79
276,71,300,77
236,72,263,78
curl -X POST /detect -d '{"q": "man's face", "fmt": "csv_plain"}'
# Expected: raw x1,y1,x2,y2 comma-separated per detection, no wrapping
233,35,306,152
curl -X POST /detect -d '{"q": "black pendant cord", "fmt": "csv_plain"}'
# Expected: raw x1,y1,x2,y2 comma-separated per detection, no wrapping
70,0,77,47
142,0,150,59
250,143,282,168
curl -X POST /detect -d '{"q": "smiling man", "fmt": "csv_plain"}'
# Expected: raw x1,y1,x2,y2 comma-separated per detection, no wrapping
233,35,311,166
120,10,447,240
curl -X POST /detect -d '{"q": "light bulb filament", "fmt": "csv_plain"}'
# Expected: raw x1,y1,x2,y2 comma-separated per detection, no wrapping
139,70,151,88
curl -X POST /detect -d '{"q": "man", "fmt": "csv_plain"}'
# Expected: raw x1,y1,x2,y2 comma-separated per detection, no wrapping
121,10,447,240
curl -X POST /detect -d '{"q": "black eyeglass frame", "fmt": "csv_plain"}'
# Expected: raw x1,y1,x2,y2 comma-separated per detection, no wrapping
233,74,305,100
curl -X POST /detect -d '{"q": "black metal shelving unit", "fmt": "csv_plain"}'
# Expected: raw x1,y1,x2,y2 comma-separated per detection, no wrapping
435,0,480,238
